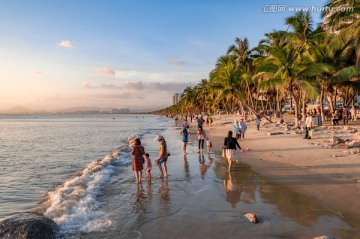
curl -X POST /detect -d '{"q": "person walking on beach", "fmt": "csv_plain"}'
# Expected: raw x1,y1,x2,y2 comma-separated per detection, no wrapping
197,127,206,153
154,135,169,177
256,115,261,131
224,131,241,171
132,138,145,184
240,119,247,139
181,125,189,154
144,153,152,179
197,115,203,129
304,113,313,139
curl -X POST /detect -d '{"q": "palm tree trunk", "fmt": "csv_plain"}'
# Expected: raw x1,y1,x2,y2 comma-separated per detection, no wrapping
302,91,306,121
320,87,324,121
288,89,299,127
333,86,338,110
243,102,273,123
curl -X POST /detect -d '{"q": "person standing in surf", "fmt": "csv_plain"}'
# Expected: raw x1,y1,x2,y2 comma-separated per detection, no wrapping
181,125,189,154
132,138,145,184
154,135,169,177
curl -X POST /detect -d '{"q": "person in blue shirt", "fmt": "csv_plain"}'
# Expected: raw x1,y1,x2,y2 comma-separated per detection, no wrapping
181,126,189,154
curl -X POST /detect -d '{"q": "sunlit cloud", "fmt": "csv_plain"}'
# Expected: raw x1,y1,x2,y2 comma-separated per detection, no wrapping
58,40,75,48
81,82,92,89
94,67,116,76
168,59,185,65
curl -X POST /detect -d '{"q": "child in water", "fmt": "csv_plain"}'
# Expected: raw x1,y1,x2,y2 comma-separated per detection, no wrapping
145,153,152,179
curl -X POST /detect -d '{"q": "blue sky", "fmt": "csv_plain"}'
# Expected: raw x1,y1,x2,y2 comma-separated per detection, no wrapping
0,0,326,111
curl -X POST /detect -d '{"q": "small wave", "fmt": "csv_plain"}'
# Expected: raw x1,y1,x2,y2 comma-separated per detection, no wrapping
38,137,136,235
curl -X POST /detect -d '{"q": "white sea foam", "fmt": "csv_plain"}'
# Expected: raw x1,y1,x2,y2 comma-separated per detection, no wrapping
42,144,133,234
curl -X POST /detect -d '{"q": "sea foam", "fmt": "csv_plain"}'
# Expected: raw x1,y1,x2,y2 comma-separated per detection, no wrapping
41,138,135,235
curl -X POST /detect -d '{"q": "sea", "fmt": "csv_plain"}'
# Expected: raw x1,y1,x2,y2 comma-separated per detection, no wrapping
0,114,359,239
0,114,174,238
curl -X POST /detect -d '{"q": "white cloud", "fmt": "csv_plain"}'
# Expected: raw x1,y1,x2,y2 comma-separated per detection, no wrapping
58,40,75,48
114,70,204,82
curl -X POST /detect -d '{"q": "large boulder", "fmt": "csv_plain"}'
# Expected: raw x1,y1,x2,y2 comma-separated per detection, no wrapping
0,213,58,239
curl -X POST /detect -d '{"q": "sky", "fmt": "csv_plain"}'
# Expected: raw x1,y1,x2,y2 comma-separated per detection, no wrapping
0,0,326,112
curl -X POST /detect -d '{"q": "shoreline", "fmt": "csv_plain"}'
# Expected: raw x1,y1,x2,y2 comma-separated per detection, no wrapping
187,115,360,226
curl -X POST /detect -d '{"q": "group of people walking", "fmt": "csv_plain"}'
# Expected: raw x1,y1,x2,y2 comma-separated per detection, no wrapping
131,135,169,184
180,115,213,154
233,118,250,139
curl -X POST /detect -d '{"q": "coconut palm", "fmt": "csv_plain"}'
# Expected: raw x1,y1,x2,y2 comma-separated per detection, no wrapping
210,55,246,114
256,43,317,126
323,0,360,66
301,29,360,119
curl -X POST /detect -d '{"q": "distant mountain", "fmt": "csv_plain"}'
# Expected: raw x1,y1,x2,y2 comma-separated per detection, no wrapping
0,106,33,114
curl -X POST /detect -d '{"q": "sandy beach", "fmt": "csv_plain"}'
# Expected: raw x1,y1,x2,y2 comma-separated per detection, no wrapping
198,115,360,228
124,115,360,239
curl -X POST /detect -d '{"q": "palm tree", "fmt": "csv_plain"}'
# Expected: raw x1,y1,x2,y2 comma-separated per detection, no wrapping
256,43,316,126
179,86,197,115
210,55,245,114
301,29,358,119
322,0,360,66
227,37,256,108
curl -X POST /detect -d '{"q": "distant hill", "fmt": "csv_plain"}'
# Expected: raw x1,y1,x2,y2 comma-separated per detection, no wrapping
0,106,33,114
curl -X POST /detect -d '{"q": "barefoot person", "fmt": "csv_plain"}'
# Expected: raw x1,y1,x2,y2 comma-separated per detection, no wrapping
154,135,169,177
197,127,206,153
223,131,241,172
131,138,145,184
144,153,152,179
181,125,189,154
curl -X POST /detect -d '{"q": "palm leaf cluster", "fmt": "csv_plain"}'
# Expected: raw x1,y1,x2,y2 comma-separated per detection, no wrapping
156,1,360,125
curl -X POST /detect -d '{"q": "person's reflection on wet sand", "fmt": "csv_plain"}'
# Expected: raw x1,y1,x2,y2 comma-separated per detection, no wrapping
223,171,242,207
158,179,170,215
199,153,212,179
183,154,190,179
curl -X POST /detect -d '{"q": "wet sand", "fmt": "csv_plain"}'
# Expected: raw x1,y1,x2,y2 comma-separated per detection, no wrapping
198,116,360,233
134,117,360,239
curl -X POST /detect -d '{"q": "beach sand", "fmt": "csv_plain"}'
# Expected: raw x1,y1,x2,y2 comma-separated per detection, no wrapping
132,115,360,239
203,115,360,218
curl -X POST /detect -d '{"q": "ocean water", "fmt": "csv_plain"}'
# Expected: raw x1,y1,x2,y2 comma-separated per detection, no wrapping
0,114,170,237
1,114,359,239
